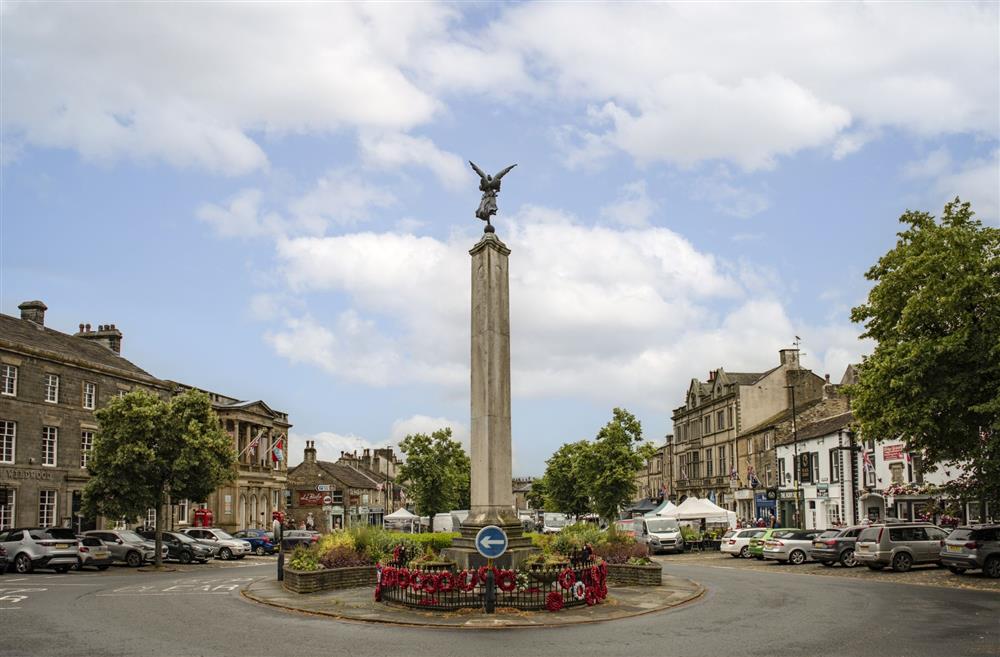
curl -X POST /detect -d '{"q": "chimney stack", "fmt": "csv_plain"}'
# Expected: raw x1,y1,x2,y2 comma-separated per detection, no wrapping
18,300,47,326
304,440,317,464
779,348,800,369
74,322,123,354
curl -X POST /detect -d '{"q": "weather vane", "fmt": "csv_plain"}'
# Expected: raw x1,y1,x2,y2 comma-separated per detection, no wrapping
469,161,516,233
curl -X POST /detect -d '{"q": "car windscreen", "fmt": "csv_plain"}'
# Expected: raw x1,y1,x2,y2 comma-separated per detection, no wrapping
857,527,880,542
80,536,104,547
169,532,196,543
818,530,840,539
44,528,78,540
119,531,146,543
772,530,794,539
946,529,972,541
645,519,679,533
212,530,235,540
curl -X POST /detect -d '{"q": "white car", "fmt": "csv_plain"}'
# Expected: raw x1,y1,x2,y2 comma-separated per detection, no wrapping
181,528,252,560
721,528,767,558
542,513,569,534
643,517,685,554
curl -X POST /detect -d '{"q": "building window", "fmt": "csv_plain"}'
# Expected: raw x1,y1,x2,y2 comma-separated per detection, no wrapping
716,410,725,430
764,432,772,451
145,508,156,529
827,504,842,527
778,458,786,486
118,390,127,399
0,420,14,463
273,489,281,510
703,416,711,434
39,490,56,527
719,448,727,478
830,449,841,483
81,431,94,468
812,453,820,480
0,488,14,529
42,426,57,467
705,448,713,477
765,463,772,487
83,382,96,410
177,499,189,524
728,406,734,429
747,437,754,455
44,374,60,403
1,365,16,396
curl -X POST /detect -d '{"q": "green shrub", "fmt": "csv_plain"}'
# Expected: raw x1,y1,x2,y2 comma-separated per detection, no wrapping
552,523,604,555
680,526,700,541
288,545,321,571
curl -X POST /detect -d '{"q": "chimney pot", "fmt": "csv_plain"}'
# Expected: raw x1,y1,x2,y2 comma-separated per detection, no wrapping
825,373,831,383
85,323,91,332
18,300,48,326
79,323,85,332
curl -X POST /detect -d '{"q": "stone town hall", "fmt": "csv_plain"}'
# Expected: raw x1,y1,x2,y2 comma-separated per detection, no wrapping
0,300,291,533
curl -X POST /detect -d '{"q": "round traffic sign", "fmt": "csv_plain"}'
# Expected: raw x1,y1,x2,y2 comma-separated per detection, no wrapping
475,525,508,559
322,495,332,506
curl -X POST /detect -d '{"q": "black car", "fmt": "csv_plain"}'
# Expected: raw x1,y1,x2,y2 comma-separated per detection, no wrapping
0,544,7,575
138,531,213,564
282,530,319,550
810,525,866,568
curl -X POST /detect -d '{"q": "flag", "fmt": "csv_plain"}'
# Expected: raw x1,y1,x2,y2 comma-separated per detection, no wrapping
729,464,738,480
681,467,688,481
272,436,284,463
862,450,874,473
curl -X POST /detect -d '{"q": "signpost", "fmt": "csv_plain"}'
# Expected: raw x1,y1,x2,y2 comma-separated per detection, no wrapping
475,525,507,614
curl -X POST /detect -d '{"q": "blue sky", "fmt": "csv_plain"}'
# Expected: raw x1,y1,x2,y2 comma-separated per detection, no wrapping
2,2,998,476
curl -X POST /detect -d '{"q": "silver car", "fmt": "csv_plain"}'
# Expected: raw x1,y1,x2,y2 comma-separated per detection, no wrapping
181,528,251,560
855,522,948,572
0,527,80,574
84,529,164,567
75,535,113,571
762,529,823,565
940,524,1000,578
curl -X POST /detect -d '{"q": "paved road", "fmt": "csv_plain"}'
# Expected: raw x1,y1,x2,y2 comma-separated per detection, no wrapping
2,558,997,657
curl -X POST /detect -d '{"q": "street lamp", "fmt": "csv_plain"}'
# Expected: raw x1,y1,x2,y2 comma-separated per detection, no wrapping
785,384,803,527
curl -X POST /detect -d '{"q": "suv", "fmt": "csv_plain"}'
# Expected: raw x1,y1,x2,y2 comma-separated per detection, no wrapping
810,525,866,568
138,530,214,564
855,522,948,572
0,527,80,573
231,529,277,556
940,524,1000,578
721,528,766,558
181,528,251,560
84,529,162,567
75,535,113,571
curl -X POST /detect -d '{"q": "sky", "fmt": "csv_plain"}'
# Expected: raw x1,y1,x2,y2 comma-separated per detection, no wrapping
2,2,998,477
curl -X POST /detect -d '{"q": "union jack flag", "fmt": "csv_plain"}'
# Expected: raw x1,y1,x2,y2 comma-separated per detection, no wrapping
862,449,875,473
681,467,688,481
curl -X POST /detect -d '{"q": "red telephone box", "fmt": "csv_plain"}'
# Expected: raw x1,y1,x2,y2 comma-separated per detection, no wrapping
193,507,214,527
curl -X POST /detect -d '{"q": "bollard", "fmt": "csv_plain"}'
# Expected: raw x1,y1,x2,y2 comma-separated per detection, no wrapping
277,545,285,581
484,564,495,614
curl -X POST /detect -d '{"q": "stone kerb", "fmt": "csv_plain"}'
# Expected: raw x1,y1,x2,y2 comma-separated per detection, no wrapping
605,562,662,586
283,565,377,594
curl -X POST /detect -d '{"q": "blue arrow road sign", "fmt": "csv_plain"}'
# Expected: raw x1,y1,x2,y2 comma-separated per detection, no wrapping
475,525,508,559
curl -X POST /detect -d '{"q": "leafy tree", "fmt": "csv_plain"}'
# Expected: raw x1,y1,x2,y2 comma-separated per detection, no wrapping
539,440,593,517
396,428,471,530
82,389,237,567
580,408,655,522
524,477,547,511
850,198,1000,505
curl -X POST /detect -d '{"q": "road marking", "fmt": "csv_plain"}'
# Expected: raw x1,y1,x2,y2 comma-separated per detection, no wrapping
97,577,255,596
0,587,47,607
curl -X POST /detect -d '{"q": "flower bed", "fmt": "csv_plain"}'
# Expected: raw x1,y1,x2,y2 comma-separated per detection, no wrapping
283,565,378,594
605,561,662,586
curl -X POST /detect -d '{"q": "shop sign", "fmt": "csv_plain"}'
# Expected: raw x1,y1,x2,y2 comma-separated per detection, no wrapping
330,505,344,514
798,453,813,484
779,489,801,500
298,491,325,506
316,484,331,492
1,467,54,480
883,444,905,461
816,484,829,498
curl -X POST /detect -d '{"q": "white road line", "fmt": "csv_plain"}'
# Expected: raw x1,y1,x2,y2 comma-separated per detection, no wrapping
95,592,231,596
0,606,22,610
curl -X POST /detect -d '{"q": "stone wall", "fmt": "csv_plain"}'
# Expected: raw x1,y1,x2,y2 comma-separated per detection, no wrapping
282,565,377,594
606,562,662,586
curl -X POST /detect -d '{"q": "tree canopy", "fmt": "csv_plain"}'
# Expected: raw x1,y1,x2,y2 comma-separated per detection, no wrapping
539,440,593,517
849,198,1000,504
83,388,237,566
396,428,471,527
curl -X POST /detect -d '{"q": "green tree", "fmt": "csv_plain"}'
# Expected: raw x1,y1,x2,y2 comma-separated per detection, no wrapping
539,440,593,517
396,428,471,529
524,477,547,511
83,389,237,567
580,408,655,523
850,198,1000,505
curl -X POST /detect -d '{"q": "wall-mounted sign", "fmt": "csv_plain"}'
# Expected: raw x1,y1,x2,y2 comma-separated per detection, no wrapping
816,484,829,498
317,484,331,492
883,444,905,461
298,491,325,507
798,452,813,484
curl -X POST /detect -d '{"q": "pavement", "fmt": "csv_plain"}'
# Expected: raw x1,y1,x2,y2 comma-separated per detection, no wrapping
242,571,704,628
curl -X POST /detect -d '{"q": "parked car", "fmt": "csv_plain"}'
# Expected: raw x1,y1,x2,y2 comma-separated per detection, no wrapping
282,530,320,549
855,522,948,572
0,544,6,575
762,529,823,565
543,513,569,534
75,535,113,571
0,527,80,573
810,526,866,568
181,528,251,560
721,528,767,558
940,524,1000,578
138,530,214,564
231,529,277,556
748,528,798,560
643,517,685,554
83,529,165,567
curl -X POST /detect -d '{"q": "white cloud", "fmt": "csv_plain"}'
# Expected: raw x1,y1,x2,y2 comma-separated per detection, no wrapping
359,132,467,189
902,149,999,223
600,180,657,227
692,167,770,218
390,415,470,453
833,129,880,161
197,189,284,238
902,149,953,180
288,430,391,466
289,169,396,229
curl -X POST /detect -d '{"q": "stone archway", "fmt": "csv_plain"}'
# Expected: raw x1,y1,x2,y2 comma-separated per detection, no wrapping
239,495,248,530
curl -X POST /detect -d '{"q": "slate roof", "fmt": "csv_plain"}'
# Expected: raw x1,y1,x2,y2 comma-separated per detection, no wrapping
793,411,854,442
0,312,156,380
739,398,824,435
725,371,769,385
316,460,383,489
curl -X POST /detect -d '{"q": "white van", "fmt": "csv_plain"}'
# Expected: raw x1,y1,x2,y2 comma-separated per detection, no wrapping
643,517,684,554
542,513,569,534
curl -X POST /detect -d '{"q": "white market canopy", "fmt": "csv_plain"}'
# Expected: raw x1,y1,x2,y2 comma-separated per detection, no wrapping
384,508,418,520
645,500,677,517
660,496,736,526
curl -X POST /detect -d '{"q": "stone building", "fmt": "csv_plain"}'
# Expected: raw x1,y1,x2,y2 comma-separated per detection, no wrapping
634,445,667,502
512,477,534,512
670,349,826,511
0,300,291,534
286,441,390,531
0,302,171,532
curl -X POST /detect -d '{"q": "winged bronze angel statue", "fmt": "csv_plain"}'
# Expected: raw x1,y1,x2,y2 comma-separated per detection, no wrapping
470,161,516,232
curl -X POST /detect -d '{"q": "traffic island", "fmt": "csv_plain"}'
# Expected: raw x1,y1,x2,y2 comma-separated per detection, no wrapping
242,572,703,628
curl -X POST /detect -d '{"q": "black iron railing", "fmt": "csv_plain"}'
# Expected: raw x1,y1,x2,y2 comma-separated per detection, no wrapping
377,560,608,611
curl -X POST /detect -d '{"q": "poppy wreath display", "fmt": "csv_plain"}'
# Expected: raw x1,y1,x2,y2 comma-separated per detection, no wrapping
546,590,564,612
456,569,477,592
558,568,576,590
411,571,426,591
477,565,495,584
375,565,383,585
437,571,455,593
585,587,598,606
571,580,586,601
382,566,397,588
374,584,382,602
421,573,440,594
397,568,411,590
496,569,517,593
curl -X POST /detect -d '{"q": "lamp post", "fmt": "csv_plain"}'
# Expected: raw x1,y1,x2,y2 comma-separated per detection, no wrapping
785,384,803,528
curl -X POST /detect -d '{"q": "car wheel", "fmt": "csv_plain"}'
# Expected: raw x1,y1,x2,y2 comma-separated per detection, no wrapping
891,552,912,573
739,546,750,558
947,566,966,575
97,565,110,571
984,556,1000,579
866,564,883,571
53,565,70,574
178,551,192,564
125,551,142,568
219,547,233,561
820,560,835,567
14,553,33,574
255,546,265,556
840,548,857,568
789,550,806,565
74,558,84,571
